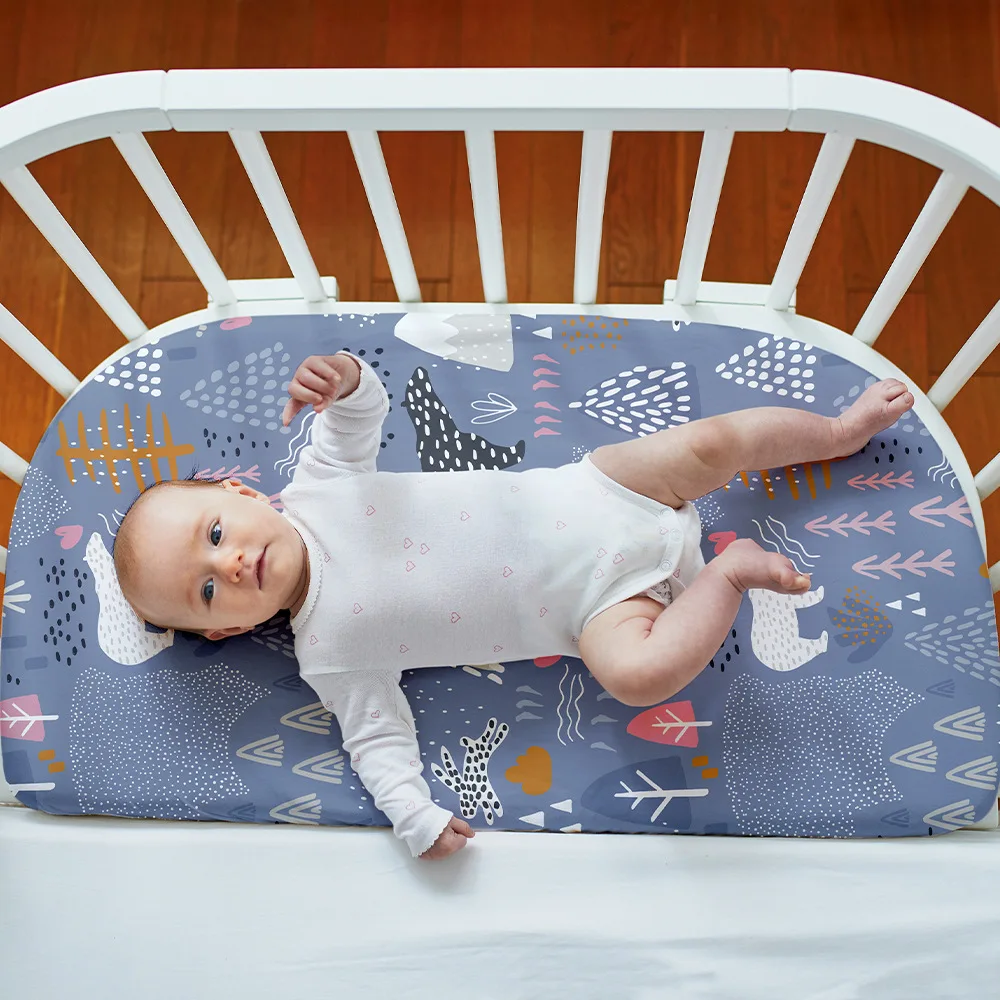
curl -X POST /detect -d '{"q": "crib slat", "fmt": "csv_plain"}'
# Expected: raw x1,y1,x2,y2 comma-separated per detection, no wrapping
0,166,147,340
0,302,78,397
767,134,855,311
927,297,1000,411
990,561,1000,594
573,129,613,305
229,130,328,305
975,449,1000,502
674,130,734,306
852,171,968,347
0,542,6,576
0,441,28,485
347,130,421,303
464,129,507,304
112,133,236,307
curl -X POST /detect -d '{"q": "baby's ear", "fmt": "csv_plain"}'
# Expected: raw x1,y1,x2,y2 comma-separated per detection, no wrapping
219,478,271,505
203,625,253,642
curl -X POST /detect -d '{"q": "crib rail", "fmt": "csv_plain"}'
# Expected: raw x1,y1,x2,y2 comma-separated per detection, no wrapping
1,68,1000,587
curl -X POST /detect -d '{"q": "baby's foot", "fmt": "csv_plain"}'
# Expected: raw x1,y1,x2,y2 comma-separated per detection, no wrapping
715,538,811,595
835,379,914,456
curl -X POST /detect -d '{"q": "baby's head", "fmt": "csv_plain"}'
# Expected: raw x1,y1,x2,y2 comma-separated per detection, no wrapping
114,477,308,640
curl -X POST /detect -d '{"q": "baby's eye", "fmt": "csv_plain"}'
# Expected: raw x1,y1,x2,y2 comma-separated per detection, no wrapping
202,579,215,603
210,522,222,546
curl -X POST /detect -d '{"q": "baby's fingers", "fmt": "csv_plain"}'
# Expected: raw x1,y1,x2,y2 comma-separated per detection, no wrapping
281,379,324,426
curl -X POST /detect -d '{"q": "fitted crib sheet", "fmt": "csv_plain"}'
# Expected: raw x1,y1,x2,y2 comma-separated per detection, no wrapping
2,311,998,839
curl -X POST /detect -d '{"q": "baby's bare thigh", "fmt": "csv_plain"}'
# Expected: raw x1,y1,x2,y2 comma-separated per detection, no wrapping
577,595,666,695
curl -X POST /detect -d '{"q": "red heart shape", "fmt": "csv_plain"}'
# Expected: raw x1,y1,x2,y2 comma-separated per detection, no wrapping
708,530,738,554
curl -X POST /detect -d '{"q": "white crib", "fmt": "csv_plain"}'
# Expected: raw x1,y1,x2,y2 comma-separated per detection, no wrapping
2,68,1000,998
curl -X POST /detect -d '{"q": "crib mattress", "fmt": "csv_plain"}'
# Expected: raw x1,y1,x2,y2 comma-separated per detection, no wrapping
2,310,998,840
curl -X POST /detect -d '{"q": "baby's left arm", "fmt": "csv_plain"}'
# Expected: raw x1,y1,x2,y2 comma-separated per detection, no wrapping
304,668,473,859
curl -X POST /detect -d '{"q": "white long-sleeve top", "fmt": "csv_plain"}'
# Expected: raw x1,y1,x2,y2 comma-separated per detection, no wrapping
282,353,688,856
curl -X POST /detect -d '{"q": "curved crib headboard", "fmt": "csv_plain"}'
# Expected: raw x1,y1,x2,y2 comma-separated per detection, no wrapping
0,66,998,588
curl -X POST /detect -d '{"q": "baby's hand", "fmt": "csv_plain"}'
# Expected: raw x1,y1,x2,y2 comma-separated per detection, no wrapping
281,354,362,426
420,816,476,860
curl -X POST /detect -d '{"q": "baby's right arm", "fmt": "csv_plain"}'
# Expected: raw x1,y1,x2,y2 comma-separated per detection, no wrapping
305,669,472,858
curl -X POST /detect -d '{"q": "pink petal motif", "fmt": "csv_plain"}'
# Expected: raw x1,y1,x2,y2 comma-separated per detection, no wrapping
532,353,559,363
309,635,318,645
533,367,560,377
219,316,252,330
399,644,409,653
534,415,562,424
533,379,559,390
54,525,83,549
405,560,416,572
353,603,363,614
450,611,462,623
0,694,48,741
533,427,561,438
534,401,561,411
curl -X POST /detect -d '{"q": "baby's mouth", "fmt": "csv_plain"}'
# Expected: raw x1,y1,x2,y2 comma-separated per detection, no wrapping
256,547,267,589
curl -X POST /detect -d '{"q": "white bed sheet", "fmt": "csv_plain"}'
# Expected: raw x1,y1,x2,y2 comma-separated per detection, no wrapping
2,805,998,1000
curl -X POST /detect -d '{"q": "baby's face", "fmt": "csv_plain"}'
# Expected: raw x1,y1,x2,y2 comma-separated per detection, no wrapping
125,481,307,638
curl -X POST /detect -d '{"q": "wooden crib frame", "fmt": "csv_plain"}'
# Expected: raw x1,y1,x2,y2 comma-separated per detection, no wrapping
2,68,1000,996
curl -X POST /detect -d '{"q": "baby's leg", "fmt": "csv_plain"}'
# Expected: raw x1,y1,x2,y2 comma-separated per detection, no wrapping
590,379,914,508
578,540,804,706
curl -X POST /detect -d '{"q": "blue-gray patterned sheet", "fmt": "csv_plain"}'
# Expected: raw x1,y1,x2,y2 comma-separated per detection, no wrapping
2,312,998,838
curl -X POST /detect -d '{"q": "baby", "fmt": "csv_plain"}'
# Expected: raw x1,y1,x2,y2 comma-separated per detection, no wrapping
114,350,914,859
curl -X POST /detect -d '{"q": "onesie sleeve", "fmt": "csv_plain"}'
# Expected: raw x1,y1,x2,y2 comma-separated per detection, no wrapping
303,668,455,857
290,352,390,483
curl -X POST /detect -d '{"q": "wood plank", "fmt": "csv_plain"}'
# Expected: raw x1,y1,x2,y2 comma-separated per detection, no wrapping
847,288,929,393
451,0,534,303
373,0,462,290
529,0,610,302
604,1,686,290
139,278,209,330
140,0,240,283
295,2,388,301
372,278,450,302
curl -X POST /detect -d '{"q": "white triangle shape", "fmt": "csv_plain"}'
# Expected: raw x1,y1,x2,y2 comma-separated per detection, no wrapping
912,607,927,617
532,326,553,339
887,600,903,610
550,799,573,813
519,811,545,827
560,823,583,833
906,592,921,601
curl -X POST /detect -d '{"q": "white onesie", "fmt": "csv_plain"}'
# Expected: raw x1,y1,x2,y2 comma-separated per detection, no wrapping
283,354,705,855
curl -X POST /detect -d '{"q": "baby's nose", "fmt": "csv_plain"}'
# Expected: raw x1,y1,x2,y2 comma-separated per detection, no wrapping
223,549,245,583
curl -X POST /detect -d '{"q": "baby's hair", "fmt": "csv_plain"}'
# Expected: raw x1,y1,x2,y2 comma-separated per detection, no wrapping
113,466,226,626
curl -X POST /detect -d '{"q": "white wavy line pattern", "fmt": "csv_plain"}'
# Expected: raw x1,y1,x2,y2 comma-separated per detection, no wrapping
275,410,316,477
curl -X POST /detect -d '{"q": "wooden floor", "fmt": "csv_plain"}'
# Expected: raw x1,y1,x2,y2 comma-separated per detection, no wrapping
1,0,1000,578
